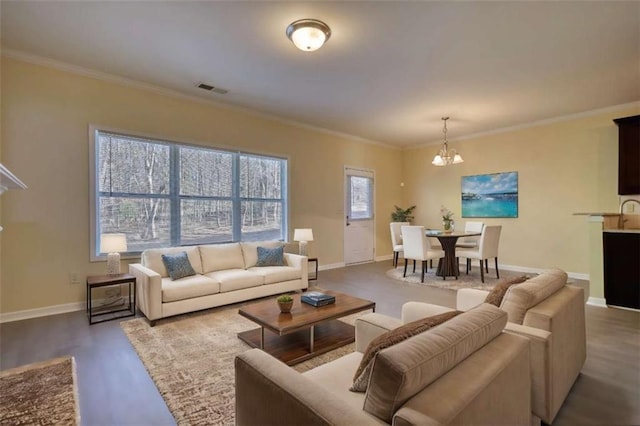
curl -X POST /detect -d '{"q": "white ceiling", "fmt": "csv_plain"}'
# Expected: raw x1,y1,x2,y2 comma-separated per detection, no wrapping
2,1,639,148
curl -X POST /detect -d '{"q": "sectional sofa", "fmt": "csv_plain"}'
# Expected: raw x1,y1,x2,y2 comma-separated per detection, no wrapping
235,303,532,425
129,241,308,325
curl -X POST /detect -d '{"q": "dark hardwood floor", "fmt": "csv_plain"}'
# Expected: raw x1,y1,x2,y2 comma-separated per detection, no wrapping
1,261,638,425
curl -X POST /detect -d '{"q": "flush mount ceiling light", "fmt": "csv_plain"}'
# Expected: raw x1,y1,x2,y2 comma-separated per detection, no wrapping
286,19,331,52
432,117,464,166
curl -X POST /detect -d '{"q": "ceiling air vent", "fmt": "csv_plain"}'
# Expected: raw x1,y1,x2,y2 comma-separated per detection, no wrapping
197,82,228,95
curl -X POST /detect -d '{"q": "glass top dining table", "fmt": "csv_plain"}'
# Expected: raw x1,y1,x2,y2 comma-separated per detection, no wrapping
426,230,481,279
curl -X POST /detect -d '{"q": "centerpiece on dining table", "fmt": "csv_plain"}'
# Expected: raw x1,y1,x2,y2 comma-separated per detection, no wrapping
441,206,455,233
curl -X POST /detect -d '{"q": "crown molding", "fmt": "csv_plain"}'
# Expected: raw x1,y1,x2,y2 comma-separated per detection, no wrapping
406,101,640,150
1,49,398,150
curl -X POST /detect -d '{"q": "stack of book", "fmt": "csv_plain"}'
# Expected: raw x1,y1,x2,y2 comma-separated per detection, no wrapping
301,291,336,307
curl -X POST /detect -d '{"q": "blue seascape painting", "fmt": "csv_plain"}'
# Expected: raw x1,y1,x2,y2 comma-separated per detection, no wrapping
461,172,518,218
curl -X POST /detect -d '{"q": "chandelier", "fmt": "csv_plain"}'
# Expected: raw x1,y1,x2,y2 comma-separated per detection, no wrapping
432,117,464,166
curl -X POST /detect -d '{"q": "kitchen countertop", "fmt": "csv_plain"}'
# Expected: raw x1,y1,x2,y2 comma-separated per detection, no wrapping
603,228,640,234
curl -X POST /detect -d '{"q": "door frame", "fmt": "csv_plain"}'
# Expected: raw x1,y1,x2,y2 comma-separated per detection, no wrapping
344,165,376,265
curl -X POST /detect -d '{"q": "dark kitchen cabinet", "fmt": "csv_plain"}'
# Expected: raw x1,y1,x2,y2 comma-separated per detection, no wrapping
603,231,640,310
613,115,640,195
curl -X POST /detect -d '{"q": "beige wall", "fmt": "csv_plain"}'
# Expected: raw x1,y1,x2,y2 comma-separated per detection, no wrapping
0,57,403,313
402,106,639,297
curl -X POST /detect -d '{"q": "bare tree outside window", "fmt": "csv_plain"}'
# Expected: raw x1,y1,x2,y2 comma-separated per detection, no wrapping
95,131,287,255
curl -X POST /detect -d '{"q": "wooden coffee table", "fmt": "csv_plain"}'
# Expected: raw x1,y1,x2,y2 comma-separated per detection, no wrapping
238,290,375,365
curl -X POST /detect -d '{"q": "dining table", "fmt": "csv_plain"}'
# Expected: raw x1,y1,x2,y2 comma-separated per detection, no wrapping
426,230,482,279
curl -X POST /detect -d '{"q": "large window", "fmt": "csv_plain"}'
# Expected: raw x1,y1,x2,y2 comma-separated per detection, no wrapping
92,129,287,256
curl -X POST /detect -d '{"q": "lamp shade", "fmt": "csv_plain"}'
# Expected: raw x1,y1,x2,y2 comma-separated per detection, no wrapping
100,233,128,253
293,228,314,242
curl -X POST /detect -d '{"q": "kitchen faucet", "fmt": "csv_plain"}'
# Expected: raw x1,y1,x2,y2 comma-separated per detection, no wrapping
618,199,640,229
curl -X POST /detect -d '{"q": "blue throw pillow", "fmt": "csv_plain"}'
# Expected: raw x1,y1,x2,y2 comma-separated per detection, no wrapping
161,251,196,280
256,246,285,267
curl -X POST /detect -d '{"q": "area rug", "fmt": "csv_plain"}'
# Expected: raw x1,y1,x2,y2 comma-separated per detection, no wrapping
0,356,80,425
386,264,527,291
121,302,368,425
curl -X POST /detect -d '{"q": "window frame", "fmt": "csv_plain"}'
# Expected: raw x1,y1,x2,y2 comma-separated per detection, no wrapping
89,125,289,261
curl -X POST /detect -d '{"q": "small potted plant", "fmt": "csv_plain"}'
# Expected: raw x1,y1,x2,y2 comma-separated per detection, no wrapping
391,205,416,222
277,294,294,313
440,205,455,232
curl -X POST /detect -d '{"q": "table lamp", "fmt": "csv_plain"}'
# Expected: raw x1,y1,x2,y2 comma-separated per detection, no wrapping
100,233,128,275
293,228,314,256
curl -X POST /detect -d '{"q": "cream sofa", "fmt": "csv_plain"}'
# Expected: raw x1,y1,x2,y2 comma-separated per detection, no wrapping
129,241,308,326
402,268,586,425
235,303,532,425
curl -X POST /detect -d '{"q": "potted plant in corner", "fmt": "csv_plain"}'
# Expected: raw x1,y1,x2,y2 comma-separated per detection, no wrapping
391,205,416,222
277,294,294,313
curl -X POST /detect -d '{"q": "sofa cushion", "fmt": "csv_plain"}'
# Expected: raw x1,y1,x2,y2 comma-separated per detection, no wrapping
351,310,462,392
256,246,285,267
200,243,245,273
142,246,203,278
302,352,385,425
500,268,567,324
205,269,264,292
241,241,284,269
484,275,528,307
161,251,197,280
247,266,301,285
161,275,220,303
363,303,507,423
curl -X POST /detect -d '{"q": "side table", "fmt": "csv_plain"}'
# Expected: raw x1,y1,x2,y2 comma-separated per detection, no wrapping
308,257,319,281
86,273,136,325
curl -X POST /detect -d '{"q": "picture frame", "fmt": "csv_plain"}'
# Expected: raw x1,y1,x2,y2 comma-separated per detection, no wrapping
461,171,518,218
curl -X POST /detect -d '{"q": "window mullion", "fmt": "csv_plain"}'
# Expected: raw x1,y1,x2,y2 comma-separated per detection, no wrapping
232,153,241,242
170,145,180,246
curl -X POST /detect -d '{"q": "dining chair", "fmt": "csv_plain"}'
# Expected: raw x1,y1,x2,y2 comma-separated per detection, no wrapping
390,222,409,267
401,225,445,282
456,225,502,283
456,221,484,248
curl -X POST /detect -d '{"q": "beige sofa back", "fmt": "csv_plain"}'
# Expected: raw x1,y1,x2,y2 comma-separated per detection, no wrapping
199,243,245,273
501,268,567,324
364,304,508,423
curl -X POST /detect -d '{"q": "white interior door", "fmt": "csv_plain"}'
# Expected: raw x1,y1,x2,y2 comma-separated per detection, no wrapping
344,167,375,265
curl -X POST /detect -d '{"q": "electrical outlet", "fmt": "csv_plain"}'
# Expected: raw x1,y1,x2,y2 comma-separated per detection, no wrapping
69,272,81,285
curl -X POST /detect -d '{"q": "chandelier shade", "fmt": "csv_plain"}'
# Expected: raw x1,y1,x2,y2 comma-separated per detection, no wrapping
432,117,464,166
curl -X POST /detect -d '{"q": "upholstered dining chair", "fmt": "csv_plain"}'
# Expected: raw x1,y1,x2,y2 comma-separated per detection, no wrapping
401,225,445,283
456,221,484,248
390,222,409,267
456,225,502,283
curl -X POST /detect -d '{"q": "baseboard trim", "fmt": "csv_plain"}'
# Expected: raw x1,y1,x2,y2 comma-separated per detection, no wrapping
375,254,393,262
0,296,132,324
318,262,346,271
587,297,607,308
0,302,85,324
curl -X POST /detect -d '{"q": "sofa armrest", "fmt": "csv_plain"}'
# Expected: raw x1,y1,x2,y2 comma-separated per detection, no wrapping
354,313,403,352
401,302,456,324
283,253,309,288
235,349,375,426
504,322,552,423
521,285,586,423
456,288,489,311
129,263,162,322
